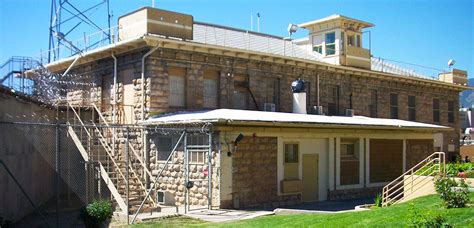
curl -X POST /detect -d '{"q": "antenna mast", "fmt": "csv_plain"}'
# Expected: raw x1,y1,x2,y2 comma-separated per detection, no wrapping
48,0,112,63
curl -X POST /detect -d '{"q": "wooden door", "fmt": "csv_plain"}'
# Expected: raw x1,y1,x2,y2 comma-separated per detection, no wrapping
302,154,319,202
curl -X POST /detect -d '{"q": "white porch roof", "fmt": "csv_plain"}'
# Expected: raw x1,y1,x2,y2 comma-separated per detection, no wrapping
143,109,449,131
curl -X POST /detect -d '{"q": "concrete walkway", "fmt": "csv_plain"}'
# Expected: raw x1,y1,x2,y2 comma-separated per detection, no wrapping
113,198,373,224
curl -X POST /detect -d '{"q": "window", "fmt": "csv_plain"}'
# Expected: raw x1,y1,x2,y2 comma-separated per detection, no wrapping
369,90,377,118
187,134,209,164
340,138,360,186
341,140,356,158
340,31,345,53
233,74,248,109
408,95,416,121
153,135,179,161
348,34,355,46
327,86,339,116
448,100,454,123
313,45,323,54
284,143,299,180
168,67,186,107
356,34,361,47
325,32,336,55
390,93,398,119
203,70,219,109
433,98,440,123
312,35,323,54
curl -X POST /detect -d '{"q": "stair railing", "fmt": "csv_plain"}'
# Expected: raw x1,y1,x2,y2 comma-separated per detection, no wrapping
381,152,445,207
91,104,156,206
67,103,127,191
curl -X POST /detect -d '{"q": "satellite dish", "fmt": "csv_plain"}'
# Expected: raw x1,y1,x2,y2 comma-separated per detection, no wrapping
448,59,456,68
287,24,299,36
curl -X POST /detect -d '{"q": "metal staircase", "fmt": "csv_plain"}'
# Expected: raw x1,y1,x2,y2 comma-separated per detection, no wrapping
66,102,159,214
381,152,445,207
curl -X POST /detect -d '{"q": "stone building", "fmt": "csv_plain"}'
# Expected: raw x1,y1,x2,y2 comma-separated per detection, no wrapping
42,7,469,210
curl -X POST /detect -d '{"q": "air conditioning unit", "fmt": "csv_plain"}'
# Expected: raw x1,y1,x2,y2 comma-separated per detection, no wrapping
310,106,324,115
346,109,355,117
264,103,276,112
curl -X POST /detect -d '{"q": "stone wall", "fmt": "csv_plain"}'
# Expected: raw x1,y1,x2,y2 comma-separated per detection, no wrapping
148,133,220,207
230,136,300,209
329,187,382,200
406,139,434,170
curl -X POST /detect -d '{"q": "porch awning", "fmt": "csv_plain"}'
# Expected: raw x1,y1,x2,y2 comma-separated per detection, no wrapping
142,109,450,131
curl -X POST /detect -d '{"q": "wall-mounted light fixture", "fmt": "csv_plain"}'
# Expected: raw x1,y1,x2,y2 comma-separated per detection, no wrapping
227,133,244,157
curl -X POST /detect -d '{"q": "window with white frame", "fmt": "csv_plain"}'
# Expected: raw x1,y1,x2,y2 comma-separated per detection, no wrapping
339,138,360,186
284,143,299,180
187,134,209,164
169,75,185,107
203,70,219,108
325,32,336,55
312,34,323,54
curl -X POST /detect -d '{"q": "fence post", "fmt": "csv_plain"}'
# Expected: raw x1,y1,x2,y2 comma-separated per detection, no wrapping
55,123,60,228
208,132,212,210
125,127,130,225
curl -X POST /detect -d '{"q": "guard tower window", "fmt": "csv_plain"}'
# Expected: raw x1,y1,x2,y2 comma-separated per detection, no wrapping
325,32,336,55
312,34,323,54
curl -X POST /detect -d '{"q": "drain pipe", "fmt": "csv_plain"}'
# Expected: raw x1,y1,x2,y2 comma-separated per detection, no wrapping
111,53,117,156
141,45,160,121
140,44,160,188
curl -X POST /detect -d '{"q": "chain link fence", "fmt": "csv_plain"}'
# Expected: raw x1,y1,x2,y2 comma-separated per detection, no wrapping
0,120,217,226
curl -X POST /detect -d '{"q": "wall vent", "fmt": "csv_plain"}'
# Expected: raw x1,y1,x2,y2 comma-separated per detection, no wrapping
264,103,276,112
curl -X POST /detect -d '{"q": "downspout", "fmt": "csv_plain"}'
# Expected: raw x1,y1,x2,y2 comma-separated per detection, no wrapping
140,44,160,188
111,53,117,156
316,74,320,107
141,45,160,121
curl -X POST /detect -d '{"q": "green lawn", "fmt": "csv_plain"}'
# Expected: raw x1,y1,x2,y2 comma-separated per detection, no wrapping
134,193,474,227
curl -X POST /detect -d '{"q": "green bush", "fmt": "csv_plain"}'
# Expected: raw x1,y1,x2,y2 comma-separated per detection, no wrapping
81,200,113,228
434,175,469,209
408,204,451,227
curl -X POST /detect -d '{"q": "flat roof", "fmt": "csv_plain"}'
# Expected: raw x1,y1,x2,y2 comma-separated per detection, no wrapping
143,109,449,131
299,14,374,28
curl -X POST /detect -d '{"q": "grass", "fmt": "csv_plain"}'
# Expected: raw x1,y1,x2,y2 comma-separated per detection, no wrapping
134,193,474,227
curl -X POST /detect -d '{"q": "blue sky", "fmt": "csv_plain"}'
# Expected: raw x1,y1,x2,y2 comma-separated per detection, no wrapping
0,0,473,78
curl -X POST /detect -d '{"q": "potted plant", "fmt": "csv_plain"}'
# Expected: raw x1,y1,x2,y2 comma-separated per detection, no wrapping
81,200,113,228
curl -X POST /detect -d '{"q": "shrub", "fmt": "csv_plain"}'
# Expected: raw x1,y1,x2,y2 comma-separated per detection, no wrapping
408,204,451,227
373,193,382,207
81,200,113,228
434,175,469,208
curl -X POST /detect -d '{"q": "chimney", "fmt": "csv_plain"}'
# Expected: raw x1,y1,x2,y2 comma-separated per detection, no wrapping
291,79,307,114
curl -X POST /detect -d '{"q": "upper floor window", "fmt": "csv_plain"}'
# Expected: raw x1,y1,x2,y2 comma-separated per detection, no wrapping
168,67,186,107
369,90,377,118
433,98,440,123
408,95,416,121
325,32,336,55
327,85,339,116
448,100,454,123
312,34,323,54
203,70,219,109
233,74,249,109
390,93,398,119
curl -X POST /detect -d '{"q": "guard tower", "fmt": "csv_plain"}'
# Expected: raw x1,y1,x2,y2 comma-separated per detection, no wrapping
299,15,373,69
